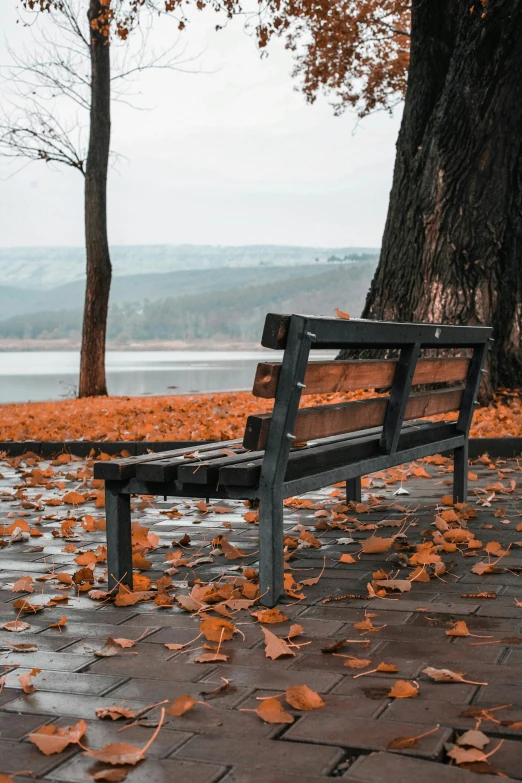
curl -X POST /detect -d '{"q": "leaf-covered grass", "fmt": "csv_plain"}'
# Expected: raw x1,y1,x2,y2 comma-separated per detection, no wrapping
0,388,520,442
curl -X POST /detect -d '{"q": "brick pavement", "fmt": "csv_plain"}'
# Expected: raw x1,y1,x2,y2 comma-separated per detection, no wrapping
0,449,521,781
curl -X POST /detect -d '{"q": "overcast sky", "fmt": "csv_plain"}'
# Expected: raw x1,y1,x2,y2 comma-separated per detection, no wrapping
0,2,402,248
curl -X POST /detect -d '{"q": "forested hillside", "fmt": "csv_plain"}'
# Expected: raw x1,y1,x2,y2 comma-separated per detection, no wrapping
0,261,375,343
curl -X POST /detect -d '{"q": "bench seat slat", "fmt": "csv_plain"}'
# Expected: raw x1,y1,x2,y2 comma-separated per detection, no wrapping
94,438,242,481
136,445,246,483
252,357,470,398
179,421,424,486
218,420,458,489
243,387,464,451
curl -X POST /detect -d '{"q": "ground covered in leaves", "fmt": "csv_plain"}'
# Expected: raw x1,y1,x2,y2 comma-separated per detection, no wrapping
0,450,522,781
0,388,521,442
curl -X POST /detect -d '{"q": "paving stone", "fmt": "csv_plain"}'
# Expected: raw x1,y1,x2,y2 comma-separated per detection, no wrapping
0,711,50,739
381,698,522,737
0,737,76,775
3,692,152,720
237,691,384,718
2,668,123,694
300,606,412,625
219,772,334,783
343,751,518,783
86,657,214,680
370,599,480,615
407,613,521,633
0,651,94,671
376,639,503,663
110,678,247,708
198,665,342,692
0,634,77,652
284,714,452,758
173,734,344,775
52,716,191,756
332,672,476,702
47,756,226,783
38,623,158,638
160,704,280,737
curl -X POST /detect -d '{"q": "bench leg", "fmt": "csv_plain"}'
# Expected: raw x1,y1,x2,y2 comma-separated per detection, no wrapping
346,476,362,504
105,482,133,592
258,486,284,608
453,444,468,504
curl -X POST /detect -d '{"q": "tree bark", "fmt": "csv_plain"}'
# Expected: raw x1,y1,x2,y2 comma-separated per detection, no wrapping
79,0,112,398
351,0,522,396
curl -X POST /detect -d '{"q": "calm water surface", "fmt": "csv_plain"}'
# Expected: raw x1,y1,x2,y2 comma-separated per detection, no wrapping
0,350,333,404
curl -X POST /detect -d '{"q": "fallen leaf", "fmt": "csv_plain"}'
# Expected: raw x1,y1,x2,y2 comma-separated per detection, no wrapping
261,626,296,660
285,685,325,711
457,729,490,750
387,680,419,699
167,695,197,716
28,719,87,754
256,697,294,724
422,666,487,686
19,667,41,693
252,608,288,624
199,617,236,643
335,307,350,320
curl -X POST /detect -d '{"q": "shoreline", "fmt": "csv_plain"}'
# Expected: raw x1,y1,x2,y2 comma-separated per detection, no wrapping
0,338,265,352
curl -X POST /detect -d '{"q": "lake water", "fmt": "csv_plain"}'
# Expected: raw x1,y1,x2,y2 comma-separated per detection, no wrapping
0,350,333,404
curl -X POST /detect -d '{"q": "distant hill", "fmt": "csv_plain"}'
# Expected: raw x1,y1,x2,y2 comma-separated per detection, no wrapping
0,261,377,343
0,244,379,290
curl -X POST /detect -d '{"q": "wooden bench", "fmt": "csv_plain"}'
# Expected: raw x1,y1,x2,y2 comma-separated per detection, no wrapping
94,314,491,607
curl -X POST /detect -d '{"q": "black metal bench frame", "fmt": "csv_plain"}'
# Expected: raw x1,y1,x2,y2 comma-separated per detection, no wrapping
95,314,491,607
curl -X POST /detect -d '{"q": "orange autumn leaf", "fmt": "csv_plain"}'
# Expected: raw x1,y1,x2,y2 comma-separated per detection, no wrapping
62,491,86,505
167,695,198,716
256,697,294,724
11,576,34,593
261,626,296,659
340,553,356,564
48,616,67,631
19,667,41,693
84,708,164,765
28,719,87,754
252,607,288,624
387,680,419,699
446,621,470,637
335,307,350,320
285,685,325,711
199,617,236,642
95,705,137,721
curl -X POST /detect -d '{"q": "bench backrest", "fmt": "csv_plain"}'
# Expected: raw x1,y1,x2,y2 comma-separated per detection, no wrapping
244,314,492,487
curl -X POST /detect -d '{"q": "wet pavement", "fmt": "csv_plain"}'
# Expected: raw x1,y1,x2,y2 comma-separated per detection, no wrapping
0,449,521,782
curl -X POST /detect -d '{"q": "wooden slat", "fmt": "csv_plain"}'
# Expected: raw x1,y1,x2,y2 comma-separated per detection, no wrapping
94,438,242,481
137,445,246,483
261,313,492,350
222,421,458,488
253,358,470,398
242,387,464,451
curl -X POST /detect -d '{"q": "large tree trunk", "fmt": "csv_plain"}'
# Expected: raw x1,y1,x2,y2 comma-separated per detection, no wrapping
355,0,522,396
79,0,112,398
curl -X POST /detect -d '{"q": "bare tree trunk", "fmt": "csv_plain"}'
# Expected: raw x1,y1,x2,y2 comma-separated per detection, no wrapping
79,0,111,398
350,0,522,396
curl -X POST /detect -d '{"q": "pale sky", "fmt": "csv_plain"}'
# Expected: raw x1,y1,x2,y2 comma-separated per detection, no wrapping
0,2,402,248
